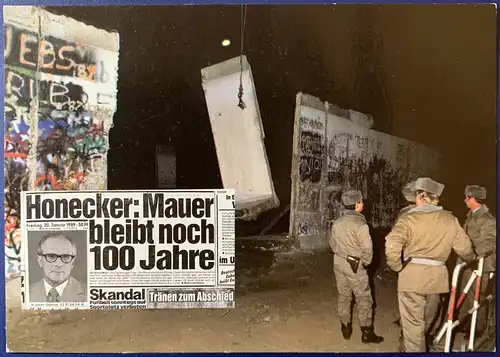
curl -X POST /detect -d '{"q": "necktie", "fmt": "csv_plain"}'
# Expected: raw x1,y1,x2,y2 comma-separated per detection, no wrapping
47,287,60,302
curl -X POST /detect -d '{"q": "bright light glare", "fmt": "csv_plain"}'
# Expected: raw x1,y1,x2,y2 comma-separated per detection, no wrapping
222,39,231,47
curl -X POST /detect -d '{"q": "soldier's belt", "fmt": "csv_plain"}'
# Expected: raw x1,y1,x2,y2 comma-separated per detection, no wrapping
407,257,446,267
335,252,357,261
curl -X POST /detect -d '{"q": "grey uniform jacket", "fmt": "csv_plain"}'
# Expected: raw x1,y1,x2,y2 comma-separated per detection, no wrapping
330,210,373,266
464,204,497,272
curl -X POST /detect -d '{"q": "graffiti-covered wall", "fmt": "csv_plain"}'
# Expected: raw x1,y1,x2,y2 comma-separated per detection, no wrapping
289,93,441,250
4,6,119,278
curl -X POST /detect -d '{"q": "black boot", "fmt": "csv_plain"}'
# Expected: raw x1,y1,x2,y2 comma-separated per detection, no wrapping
361,325,384,344
341,322,353,340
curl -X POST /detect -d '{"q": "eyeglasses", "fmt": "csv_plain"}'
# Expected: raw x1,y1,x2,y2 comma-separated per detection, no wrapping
38,254,75,263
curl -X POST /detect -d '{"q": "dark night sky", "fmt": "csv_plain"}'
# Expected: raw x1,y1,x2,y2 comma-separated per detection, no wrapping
47,5,497,233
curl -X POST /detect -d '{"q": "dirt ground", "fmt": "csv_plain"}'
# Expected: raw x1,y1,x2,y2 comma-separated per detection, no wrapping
6,252,404,353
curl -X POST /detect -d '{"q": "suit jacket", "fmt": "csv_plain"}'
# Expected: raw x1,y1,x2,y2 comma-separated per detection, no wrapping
29,276,87,302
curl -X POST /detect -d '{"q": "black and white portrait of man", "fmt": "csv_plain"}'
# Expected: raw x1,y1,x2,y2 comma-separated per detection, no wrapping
28,230,87,303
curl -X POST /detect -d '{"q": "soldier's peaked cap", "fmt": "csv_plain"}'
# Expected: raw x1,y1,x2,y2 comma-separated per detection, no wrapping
341,189,363,206
413,177,445,197
402,182,416,203
464,185,487,200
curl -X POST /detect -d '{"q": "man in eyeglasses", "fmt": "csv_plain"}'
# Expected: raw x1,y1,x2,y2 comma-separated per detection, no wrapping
29,232,87,302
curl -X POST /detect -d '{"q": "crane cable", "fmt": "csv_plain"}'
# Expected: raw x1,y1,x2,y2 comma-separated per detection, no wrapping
237,5,247,110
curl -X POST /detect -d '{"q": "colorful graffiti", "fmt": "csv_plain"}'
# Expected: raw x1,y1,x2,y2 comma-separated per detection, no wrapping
4,206,22,279
4,7,119,278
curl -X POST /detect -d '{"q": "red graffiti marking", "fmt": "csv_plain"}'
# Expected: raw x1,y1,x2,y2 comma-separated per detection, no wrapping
69,123,106,143
5,215,18,234
4,152,28,158
34,174,61,190
74,171,85,183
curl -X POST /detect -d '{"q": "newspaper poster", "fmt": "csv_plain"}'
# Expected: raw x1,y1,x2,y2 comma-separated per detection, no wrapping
20,190,235,310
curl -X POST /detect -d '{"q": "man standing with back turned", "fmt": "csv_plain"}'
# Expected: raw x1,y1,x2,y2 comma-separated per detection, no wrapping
458,185,496,337
330,189,384,344
385,178,475,352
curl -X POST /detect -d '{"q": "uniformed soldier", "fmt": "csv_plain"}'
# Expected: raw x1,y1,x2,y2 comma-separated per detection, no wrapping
330,189,384,344
458,185,496,337
385,177,475,352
